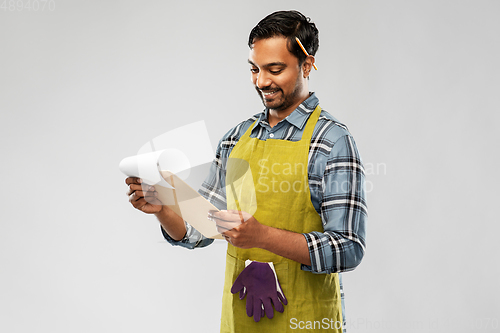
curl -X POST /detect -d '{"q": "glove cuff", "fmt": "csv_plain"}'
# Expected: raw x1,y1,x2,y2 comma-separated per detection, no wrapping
244,260,284,298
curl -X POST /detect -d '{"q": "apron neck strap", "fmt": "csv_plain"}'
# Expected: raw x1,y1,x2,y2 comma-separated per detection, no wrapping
300,105,322,144
241,105,322,141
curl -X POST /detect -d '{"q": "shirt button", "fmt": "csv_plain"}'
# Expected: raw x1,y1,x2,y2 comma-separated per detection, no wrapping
269,133,274,138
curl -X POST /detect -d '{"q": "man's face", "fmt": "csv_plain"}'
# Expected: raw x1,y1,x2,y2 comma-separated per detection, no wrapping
248,37,305,113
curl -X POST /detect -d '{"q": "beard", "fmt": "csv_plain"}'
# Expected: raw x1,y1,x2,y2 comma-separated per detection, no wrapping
256,73,303,112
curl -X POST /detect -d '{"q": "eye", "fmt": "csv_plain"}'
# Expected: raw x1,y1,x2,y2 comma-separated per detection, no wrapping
270,69,283,75
250,67,259,74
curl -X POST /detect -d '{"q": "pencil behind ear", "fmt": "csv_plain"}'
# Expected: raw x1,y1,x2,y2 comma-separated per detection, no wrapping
295,37,318,70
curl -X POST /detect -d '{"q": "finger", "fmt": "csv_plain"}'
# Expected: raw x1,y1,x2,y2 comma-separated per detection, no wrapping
210,210,242,222
126,184,139,196
226,210,251,222
125,177,142,185
273,295,284,313
127,184,153,195
129,189,147,198
278,292,287,306
238,211,244,223
209,213,232,222
209,212,243,229
142,184,155,192
221,229,237,241
246,295,254,318
130,184,158,195
277,281,288,305
130,195,146,207
215,220,240,232
129,192,140,204
143,194,161,205
224,209,245,223
231,275,244,294
131,195,160,208
253,299,262,322
215,219,241,228
263,298,274,319
216,224,232,234
239,288,246,300
129,191,157,203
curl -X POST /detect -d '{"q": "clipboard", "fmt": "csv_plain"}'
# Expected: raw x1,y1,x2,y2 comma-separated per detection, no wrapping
155,170,223,240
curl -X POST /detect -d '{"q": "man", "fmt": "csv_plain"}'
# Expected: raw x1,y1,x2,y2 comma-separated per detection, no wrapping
126,10,366,333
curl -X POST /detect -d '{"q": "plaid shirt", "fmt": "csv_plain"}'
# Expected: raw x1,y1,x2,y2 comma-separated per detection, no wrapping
163,92,367,275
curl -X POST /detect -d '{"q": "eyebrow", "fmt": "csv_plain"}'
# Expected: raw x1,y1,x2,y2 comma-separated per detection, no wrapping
248,60,287,68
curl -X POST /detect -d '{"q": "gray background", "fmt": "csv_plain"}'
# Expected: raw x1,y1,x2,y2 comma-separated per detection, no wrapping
1,0,499,332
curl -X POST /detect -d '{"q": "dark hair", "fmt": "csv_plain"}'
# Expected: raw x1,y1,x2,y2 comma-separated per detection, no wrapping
248,10,319,65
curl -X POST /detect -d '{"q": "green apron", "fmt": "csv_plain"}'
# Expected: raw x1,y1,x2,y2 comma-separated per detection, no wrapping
221,106,343,332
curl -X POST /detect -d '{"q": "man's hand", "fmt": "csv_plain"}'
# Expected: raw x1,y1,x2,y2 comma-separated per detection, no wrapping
210,210,268,249
126,177,163,214
210,209,312,266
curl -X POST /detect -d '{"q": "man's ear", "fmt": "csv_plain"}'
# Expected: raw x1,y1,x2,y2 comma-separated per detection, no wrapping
302,55,315,78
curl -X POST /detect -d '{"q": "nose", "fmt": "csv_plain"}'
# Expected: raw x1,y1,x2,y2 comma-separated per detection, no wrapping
255,72,271,89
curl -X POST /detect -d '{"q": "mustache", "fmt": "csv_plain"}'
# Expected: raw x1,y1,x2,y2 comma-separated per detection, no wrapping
256,86,281,93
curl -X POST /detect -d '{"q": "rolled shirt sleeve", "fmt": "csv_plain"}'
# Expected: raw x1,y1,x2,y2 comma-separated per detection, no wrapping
302,134,367,274
161,220,214,249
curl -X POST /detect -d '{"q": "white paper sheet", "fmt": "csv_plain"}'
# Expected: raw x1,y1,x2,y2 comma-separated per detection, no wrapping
119,148,193,188
159,170,222,239
119,153,222,239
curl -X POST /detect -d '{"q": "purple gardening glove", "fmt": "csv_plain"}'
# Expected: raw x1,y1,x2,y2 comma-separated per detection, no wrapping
231,261,287,322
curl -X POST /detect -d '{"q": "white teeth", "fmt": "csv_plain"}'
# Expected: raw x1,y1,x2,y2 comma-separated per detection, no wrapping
262,91,277,96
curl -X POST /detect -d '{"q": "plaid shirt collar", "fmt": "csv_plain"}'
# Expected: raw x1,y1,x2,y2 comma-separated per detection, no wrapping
251,92,320,132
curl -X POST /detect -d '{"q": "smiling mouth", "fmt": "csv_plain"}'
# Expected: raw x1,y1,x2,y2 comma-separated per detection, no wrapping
260,90,280,98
